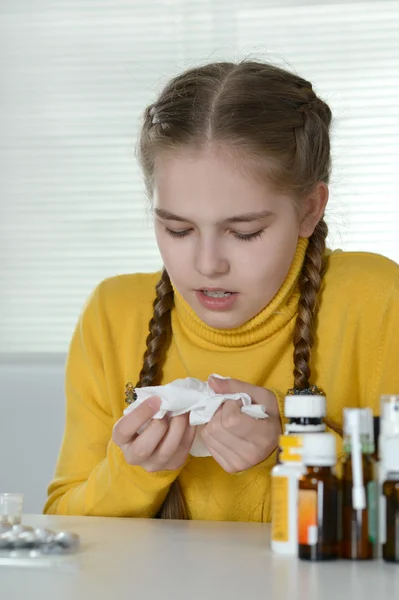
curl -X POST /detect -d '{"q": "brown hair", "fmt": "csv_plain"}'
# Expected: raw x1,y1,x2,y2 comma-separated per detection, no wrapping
135,60,340,519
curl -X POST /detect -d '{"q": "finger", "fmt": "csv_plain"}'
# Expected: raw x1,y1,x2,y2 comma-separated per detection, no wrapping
221,401,280,447
202,434,242,473
113,396,161,445
125,417,169,463
203,428,249,461
182,420,197,451
205,401,279,451
221,400,259,439
208,377,279,417
206,401,251,444
153,413,193,459
161,417,197,465
202,415,246,459
203,422,278,473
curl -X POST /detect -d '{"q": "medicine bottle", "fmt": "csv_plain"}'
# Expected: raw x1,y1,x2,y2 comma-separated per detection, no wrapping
298,433,339,561
382,436,399,563
271,434,306,555
341,408,377,559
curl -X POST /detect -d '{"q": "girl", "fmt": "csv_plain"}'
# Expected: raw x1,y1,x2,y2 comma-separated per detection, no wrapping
44,60,399,522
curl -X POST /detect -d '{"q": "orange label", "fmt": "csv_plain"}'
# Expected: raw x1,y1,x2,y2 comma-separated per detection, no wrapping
298,489,318,546
271,476,289,542
279,434,303,463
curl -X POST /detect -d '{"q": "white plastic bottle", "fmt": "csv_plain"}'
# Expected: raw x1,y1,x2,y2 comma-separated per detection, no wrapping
271,434,306,555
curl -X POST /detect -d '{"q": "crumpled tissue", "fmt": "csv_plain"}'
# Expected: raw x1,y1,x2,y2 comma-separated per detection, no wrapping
123,375,268,457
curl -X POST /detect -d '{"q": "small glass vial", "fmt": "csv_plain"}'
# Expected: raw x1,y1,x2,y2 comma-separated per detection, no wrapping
298,433,339,561
341,408,377,560
382,437,399,563
284,395,326,435
271,435,306,555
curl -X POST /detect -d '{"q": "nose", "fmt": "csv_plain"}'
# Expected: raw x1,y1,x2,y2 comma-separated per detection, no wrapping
194,237,229,278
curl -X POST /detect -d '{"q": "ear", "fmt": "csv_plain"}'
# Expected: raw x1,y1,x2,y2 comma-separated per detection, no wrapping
298,182,329,238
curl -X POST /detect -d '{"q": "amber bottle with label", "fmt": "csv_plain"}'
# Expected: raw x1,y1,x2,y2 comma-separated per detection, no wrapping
382,437,399,563
298,433,339,561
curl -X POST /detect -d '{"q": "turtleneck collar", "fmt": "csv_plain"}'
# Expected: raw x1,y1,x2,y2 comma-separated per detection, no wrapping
172,237,309,348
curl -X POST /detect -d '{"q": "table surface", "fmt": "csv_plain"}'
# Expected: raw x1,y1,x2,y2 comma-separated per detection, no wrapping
0,515,398,600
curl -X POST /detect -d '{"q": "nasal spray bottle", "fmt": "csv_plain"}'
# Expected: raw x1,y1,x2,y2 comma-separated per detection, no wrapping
341,408,377,559
378,395,399,554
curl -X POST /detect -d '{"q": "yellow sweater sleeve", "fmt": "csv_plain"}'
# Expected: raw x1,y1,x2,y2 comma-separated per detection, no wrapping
43,284,180,517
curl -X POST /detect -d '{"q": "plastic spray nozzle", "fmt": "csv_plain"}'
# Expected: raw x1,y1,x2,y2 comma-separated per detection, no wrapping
344,408,370,510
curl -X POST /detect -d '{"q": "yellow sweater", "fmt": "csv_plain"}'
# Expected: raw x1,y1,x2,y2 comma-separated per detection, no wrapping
44,239,399,521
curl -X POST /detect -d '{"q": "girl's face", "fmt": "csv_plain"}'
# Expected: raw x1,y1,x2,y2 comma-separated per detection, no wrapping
153,145,322,330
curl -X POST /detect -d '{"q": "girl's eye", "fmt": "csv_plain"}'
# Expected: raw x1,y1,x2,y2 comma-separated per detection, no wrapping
233,229,265,242
164,227,265,241
164,227,192,238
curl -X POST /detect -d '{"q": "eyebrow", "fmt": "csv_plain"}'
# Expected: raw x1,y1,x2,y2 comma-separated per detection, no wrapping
154,208,274,224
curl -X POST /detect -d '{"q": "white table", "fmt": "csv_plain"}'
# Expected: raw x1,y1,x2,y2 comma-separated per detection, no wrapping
0,515,398,600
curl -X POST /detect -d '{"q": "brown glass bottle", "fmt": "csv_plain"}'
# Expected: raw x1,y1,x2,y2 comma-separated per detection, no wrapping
382,477,399,562
298,433,339,561
298,466,339,560
341,453,377,559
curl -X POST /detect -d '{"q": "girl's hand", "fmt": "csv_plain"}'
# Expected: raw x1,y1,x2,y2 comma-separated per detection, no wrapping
200,377,282,473
112,397,196,472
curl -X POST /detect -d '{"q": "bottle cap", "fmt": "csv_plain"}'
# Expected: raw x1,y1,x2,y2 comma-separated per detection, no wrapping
343,408,374,453
284,395,326,418
278,434,303,463
384,437,399,474
302,433,336,466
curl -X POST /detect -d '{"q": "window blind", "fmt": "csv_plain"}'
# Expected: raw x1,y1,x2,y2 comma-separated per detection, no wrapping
0,0,398,353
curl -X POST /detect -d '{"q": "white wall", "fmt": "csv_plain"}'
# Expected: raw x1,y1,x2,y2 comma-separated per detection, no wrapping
1,1,399,356
0,359,66,513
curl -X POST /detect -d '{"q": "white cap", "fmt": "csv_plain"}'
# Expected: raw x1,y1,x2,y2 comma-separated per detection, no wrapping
302,433,336,466
284,395,326,418
380,395,399,437
384,437,399,474
343,408,374,444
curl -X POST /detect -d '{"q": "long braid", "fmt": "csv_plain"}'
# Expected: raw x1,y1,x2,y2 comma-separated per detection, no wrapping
293,220,343,437
137,269,174,387
136,269,189,519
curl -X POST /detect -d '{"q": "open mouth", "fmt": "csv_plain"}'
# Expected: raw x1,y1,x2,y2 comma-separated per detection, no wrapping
195,288,238,311
201,290,234,298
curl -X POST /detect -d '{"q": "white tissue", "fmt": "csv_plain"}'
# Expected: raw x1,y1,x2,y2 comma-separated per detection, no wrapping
123,376,268,457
